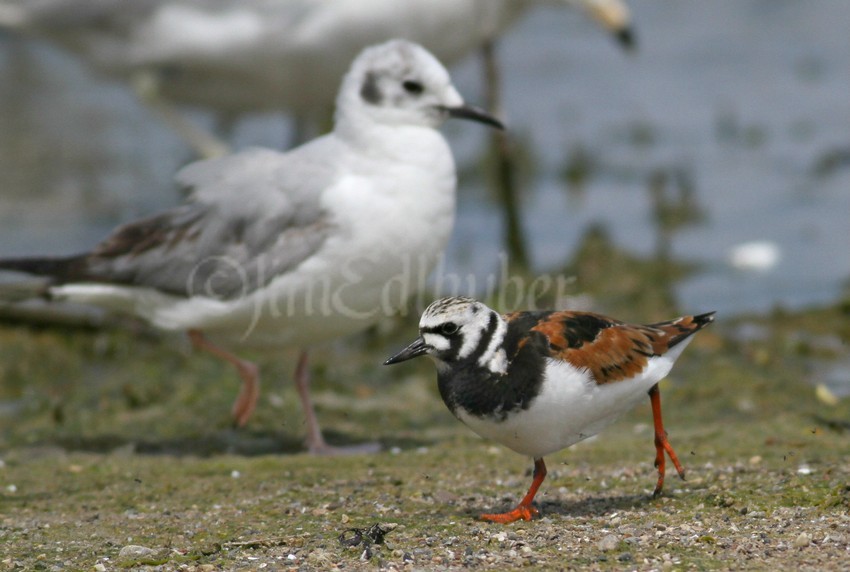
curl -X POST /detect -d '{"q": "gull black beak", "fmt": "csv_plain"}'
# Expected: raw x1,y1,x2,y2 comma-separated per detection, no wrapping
443,105,505,130
383,337,430,365
615,26,637,51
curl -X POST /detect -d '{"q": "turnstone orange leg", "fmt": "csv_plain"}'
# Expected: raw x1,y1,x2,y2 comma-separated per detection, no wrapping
648,383,685,497
481,458,547,524
188,329,259,428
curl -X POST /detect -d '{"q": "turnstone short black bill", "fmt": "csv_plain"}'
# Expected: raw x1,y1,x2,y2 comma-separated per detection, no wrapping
385,296,715,524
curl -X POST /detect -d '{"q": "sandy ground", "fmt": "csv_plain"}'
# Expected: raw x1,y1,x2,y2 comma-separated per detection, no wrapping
1,300,849,570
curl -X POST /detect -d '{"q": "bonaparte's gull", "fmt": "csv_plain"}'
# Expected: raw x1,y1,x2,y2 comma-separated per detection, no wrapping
0,39,503,454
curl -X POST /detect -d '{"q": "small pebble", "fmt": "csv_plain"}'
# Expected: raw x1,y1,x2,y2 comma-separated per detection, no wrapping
794,532,811,548
797,465,813,475
598,534,619,552
118,545,156,558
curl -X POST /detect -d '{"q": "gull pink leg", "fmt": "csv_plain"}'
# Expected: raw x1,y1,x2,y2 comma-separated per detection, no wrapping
294,350,381,455
188,329,259,428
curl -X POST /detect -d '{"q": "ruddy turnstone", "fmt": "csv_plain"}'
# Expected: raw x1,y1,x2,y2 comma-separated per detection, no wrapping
385,296,714,523
0,40,502,454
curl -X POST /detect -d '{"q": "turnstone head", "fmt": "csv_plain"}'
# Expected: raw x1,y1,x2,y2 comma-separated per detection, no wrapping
386,296,715,523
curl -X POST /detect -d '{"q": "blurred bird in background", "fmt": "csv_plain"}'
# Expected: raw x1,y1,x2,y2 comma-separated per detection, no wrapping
0,0,635,155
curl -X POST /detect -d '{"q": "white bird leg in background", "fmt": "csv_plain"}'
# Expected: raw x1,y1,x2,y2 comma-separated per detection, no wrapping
480,38,529,269
187,329,260,428
132,70,231,159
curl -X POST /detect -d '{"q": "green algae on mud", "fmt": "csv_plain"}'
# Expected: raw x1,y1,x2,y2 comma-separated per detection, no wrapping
1,299,849,569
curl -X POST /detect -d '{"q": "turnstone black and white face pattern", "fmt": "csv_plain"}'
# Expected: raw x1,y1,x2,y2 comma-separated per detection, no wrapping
385,296,715,524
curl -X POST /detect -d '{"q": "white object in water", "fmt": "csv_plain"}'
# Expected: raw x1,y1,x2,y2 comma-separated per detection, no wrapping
727,240,781,272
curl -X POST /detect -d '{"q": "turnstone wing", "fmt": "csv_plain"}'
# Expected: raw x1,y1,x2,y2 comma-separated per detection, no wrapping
385,296,714,523
0,41,503,455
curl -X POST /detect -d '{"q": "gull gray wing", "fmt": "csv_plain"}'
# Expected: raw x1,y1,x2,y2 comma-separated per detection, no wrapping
82,145,338,299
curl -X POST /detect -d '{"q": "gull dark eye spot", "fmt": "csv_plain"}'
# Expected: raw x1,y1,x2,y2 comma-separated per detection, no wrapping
440,322,459,336
360,72,382,104
402,80,424,95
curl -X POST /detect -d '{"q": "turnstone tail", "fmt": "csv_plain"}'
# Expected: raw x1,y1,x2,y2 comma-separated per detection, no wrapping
0,41,502,455
385,296,714,523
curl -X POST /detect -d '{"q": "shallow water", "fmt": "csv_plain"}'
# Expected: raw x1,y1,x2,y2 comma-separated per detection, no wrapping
0,0,848,316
